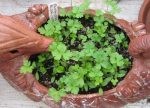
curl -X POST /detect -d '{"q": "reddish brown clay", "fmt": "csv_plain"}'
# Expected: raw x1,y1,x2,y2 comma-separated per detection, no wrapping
0,4,150,108
0,4,53,101
139,0,150,33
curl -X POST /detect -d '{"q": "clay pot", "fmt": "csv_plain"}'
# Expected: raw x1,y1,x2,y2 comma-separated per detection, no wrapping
0,4,150,108
139,0,150,33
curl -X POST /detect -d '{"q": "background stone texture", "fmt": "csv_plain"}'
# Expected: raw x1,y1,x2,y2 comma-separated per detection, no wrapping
0,0,150,108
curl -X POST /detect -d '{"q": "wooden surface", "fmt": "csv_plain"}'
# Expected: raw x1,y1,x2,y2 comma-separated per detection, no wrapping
0,0,150,108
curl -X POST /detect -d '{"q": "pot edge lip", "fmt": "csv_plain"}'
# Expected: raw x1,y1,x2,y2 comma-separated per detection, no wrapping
138,0,150,23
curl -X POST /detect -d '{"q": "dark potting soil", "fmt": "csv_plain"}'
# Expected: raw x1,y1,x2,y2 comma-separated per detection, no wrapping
30,16,132,94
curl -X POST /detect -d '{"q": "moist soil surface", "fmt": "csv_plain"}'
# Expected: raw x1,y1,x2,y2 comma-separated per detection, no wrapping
30,16,132,94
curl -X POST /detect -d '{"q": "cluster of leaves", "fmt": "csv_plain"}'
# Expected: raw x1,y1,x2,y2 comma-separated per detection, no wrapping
105,0,121,14
20,0,131,102
20,60,36,74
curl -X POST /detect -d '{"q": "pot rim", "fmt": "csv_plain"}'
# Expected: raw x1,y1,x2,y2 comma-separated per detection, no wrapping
138,0,150,23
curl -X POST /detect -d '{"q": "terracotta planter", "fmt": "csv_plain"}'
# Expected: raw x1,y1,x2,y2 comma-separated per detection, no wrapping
139,0,150,33
0,4,150,108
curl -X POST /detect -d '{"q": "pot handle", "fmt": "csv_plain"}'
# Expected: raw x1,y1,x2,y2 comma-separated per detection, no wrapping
0,4,53,62
0,16,53,59
116,19,146,40
129,34,150,58
126,20,150,58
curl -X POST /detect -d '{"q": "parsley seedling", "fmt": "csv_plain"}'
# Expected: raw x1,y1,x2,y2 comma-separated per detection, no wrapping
20,0,131,102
